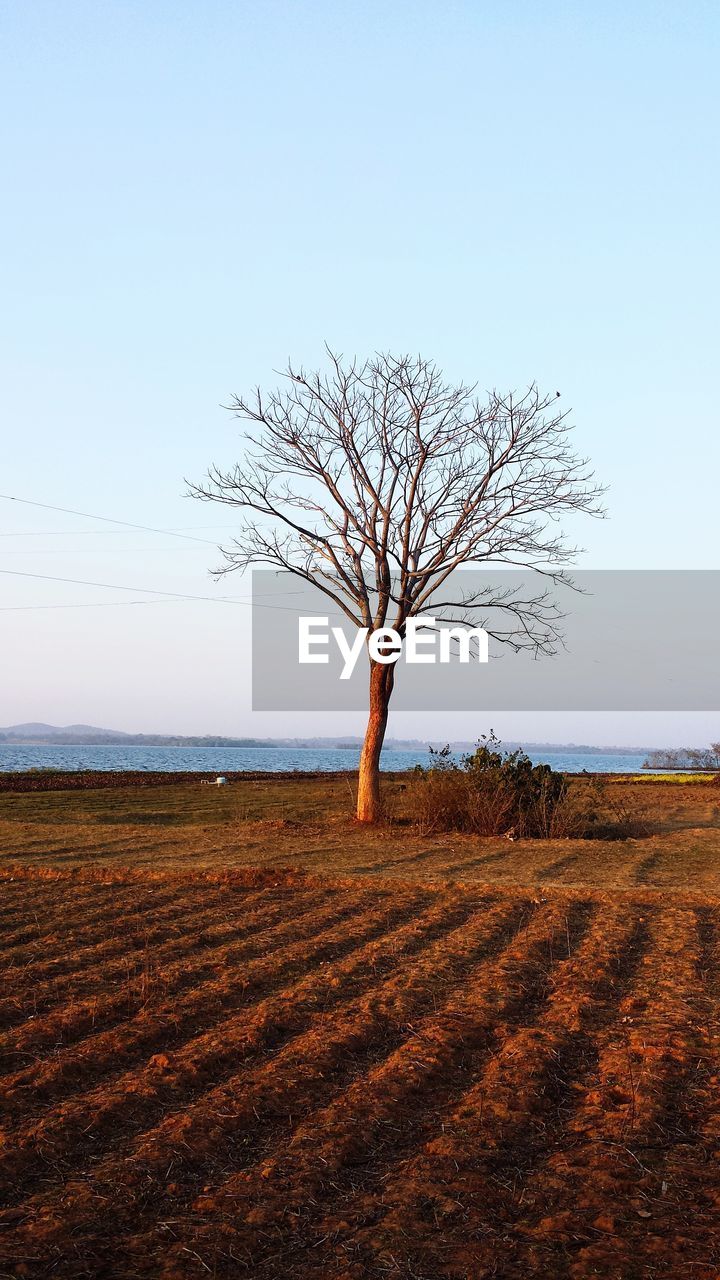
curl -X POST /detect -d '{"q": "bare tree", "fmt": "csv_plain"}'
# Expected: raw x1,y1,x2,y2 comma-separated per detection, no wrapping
191,351,604,822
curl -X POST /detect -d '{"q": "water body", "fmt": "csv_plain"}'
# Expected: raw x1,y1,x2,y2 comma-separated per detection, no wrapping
0,744,648,774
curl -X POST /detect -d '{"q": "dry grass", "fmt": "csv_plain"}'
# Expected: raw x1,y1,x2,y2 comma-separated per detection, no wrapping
1,772,719,892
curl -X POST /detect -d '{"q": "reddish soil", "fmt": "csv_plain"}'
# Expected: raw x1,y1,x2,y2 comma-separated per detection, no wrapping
1,866,719,1278
0,769,358,792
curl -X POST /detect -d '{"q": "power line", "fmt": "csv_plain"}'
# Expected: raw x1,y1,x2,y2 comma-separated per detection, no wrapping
0,547,210,555
0,567,331,616
0,494,225,546
0,598,198,612
0,496,336,616
0,567,247,604
0,525,240,538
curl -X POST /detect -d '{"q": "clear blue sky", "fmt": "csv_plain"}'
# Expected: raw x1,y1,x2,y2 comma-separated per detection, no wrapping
1,1,718,744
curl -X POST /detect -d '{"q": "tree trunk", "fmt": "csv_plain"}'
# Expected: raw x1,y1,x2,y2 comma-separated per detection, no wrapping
357,659,395,822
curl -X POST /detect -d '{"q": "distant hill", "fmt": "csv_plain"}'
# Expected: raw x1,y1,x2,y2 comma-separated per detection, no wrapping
0,723,131,740
0,724,274,748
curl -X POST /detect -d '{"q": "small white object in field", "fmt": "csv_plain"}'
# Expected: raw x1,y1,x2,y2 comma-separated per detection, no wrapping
215,776,228,785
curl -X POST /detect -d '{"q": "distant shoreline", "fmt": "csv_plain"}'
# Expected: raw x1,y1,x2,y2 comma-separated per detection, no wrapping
0,727,650,755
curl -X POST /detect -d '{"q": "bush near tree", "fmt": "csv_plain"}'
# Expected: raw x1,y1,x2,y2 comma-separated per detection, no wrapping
406,733,579,837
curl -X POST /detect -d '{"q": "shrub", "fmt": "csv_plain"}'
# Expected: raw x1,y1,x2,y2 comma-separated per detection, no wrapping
405,734,586,837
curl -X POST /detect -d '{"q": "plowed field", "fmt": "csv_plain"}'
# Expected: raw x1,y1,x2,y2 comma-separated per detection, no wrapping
1,865,719,1279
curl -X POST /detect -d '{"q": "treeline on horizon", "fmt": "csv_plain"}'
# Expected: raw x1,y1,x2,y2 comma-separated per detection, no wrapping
643,744,720,770
0,726,652,754
0,732,274,748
